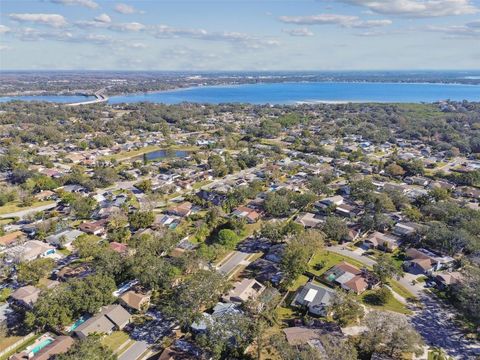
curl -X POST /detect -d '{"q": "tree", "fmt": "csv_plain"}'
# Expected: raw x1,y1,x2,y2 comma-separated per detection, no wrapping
129,249,180,290
359,311,424,358
363,287,393,306
135,179,152,193
264,192,291,218
453,265,480,326
72,235,102,258
386,163,405,177
161,270,229,328
128,210,155,230
56,336,116,360
260,221,285,243
373,254,403,285
216,228,239,249
323,216,348,242
329,290,364,326
320,334,358,360
68,196,97,219
17,258,55,285
196,313,255,360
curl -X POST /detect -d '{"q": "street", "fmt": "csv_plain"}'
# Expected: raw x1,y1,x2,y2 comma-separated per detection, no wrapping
118,341,149,360
328,245,480,359
217,251,250,275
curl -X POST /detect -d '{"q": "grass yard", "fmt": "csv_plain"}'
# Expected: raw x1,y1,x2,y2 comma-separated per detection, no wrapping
101,331,130,352
361,290,412,315
0,201,55,216
308,250,369,277
388,280,416,301
0,336,23,353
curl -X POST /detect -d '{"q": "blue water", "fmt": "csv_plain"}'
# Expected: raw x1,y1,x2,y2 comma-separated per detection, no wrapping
31,338,54,354
1,82,479,104
108,82,480,104
68,316,87,331
144,149,190,161
0,95,95,103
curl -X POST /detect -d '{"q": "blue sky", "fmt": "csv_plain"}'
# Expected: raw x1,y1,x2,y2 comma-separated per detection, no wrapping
0,0,479,70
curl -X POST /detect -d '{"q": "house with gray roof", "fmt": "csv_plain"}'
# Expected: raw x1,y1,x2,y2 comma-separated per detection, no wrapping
74,304,130,339
291,282,335,316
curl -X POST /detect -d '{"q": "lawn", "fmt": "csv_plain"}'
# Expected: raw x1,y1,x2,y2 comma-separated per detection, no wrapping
101,331,130,352
388,280,416,301
307,250,369,277
0,336,23,353
0,200,55,215
102,145,200,162
361,290,412,315
0,334,40,360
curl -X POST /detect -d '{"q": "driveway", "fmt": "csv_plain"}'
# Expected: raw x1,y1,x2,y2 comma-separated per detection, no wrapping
217,251,250,275
118,341,149,360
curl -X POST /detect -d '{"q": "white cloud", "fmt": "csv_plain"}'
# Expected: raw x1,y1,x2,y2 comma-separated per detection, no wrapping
278,14,392,28
282,27,314,36
0,25,11,34
0,45,10,51
110,22,146,32
51,0,99,9
340,0,478,17
94,14,112,23
114,3,138,14
426,22,480,38
9,13,68,28
152,25,279,49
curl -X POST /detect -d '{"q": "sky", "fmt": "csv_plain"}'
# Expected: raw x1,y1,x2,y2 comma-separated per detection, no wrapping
0,0,479,71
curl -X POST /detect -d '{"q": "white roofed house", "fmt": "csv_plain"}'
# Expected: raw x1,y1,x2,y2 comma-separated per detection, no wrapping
2,240,55,263
46,229,84,249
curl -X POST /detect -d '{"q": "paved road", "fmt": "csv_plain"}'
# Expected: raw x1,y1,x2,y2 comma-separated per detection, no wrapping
217,251,250,275
328,245,480,359
118,341,149,360
411,294,480,360
0,202,57,219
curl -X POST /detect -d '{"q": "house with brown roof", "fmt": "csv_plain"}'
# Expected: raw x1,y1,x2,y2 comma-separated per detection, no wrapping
404,248,455,274
323,261,376,294
33,336,74,360
119,290,150,312
79,219,107,236
2,240,55,263
435,272,463,289
10,285,41,308
0,231,25,248
231,206,260,224
223,278,265,303
168,202,193,218
74,304,130,339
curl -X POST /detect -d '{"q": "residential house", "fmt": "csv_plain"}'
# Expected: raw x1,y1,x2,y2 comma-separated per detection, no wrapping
27,336,74,360
2,240,55,263
79,219,107,236
168,202,193,218
315,195,344,211
10,286,41,308
364,232,400,252
74,304,130,339
119,290,151,312
404,248,455,274
291,282,335,316
324,262,376,294
0,231,25,248
393,222,421,238
231,206,260,224
46,229,84,248
435,272,463,289
295,212,324,228
223,278,265,303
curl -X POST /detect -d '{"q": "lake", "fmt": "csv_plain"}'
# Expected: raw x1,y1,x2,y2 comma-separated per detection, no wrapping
108,82,480,104
1,82,480,104
143,149,190,161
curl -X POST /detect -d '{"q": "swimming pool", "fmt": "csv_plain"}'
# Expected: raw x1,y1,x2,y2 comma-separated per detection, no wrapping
28,337,54,355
